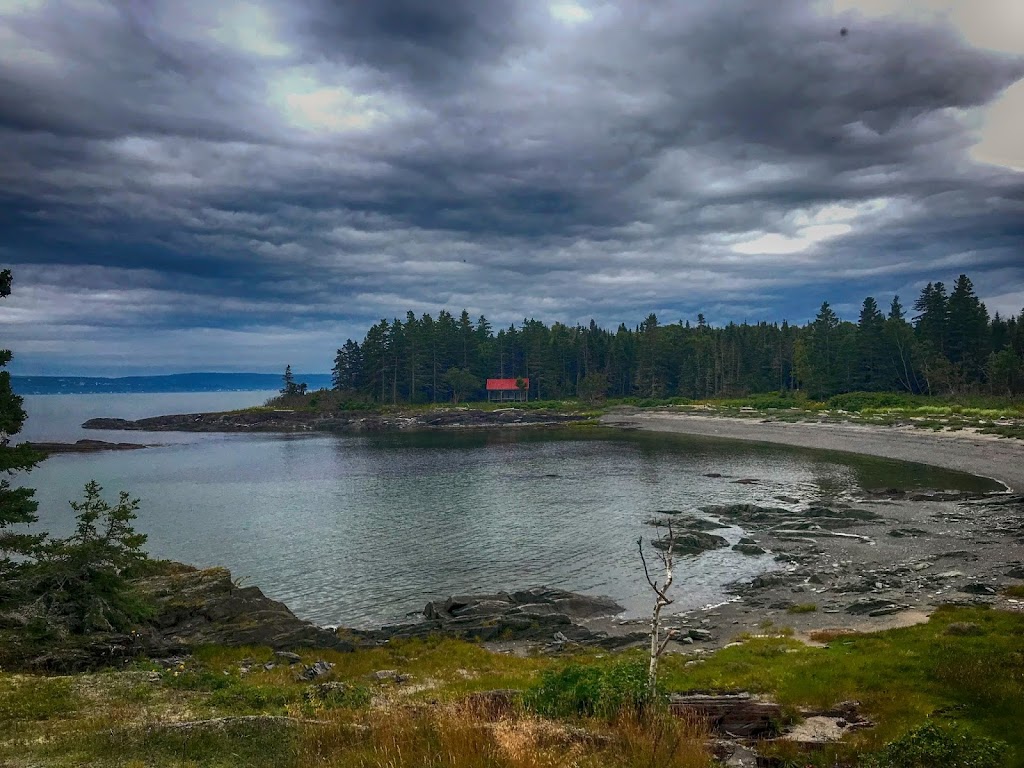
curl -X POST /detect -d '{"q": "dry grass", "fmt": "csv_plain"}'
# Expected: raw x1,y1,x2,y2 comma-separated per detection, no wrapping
292,703,712,768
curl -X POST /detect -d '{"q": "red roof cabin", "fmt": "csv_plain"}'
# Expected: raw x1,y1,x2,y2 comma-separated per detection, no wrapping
486,377,529,403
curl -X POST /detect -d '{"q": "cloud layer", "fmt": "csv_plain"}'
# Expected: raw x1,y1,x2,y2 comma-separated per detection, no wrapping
1,0,1022,373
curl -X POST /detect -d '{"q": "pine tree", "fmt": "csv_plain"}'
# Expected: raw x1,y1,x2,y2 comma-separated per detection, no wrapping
37,481,148,632
913,282,949,355
281,364,296,395
855,297,886,390
332,340,363,391
795,302,842,398
0,269,45,591
946,274,990,383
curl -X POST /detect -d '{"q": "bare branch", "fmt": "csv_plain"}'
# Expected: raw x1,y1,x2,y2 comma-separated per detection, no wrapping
657,629,679,656
637,536,659,592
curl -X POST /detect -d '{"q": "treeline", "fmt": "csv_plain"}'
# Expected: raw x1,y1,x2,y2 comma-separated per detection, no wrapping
331,274,1024,403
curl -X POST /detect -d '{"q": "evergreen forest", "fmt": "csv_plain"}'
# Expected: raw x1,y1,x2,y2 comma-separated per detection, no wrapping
331,274,1024,403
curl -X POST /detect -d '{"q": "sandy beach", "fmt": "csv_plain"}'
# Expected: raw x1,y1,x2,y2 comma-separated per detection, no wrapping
602,409,1024,492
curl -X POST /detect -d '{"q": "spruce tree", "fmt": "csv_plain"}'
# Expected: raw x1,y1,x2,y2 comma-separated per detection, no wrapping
281,364,297,395
855,297,886,390
332,340,363,391
946,274,990,382
0,269,45,589
796,302,842,398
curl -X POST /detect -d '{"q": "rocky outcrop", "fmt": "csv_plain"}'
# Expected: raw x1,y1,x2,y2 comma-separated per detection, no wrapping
83,407,587,434
354,587,644,648
651,530,729,555
137,565,355,652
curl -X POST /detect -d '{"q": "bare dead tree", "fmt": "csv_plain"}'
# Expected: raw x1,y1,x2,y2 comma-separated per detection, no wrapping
637,519,678,699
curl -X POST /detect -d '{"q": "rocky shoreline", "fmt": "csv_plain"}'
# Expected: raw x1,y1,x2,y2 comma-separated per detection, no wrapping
82,406,589,433
10,484,1024,672
44,405,1023,664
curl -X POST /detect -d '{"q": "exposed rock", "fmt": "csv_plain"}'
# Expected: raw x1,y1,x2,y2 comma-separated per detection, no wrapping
298,660,334,681
732,543,767,556
686,628,715,642
721,744,759,767
646,516,724,531
669,692,782,738
357,587,638,649
701,504,792,522
137,565,355,652
961,583,998,595
845,598,906,615
651,530,729,555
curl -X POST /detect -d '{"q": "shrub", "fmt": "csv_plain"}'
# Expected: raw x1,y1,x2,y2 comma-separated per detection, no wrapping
526,658,651,718
32,481,151,632
860,720,1007,768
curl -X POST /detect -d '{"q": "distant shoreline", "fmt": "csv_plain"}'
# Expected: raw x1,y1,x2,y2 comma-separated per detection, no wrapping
601,409,1024,492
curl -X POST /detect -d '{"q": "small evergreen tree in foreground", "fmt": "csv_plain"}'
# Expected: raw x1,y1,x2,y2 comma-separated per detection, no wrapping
33,482,150,633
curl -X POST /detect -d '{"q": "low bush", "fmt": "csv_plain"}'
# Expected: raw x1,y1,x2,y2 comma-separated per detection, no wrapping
860,720,1007,768
526,658,651,718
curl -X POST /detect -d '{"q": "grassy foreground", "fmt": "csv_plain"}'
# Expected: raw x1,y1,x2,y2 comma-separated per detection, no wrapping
2,605,1022,767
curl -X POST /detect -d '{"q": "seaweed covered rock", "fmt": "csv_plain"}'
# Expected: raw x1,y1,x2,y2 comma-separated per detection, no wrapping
651,530,729,555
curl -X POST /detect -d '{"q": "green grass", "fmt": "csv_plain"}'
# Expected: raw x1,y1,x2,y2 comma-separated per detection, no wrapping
0,675,80,724
4,608,1024,766
659,605,1024,761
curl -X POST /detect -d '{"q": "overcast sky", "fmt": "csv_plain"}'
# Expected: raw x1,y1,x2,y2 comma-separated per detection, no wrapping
1,0,1022,375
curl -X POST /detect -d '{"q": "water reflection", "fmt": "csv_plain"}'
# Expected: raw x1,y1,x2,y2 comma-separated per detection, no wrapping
23,416,1000,627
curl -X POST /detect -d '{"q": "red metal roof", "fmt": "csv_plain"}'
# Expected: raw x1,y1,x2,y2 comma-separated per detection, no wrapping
486,378,529,390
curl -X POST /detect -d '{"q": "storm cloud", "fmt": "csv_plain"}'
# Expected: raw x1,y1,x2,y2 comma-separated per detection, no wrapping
1,0,1022,373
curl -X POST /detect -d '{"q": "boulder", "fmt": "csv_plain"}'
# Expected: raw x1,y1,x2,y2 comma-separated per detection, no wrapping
732,543,766,556
651,531,729,555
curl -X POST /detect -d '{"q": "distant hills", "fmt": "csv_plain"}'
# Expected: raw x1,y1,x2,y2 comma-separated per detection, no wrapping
12,372,334,395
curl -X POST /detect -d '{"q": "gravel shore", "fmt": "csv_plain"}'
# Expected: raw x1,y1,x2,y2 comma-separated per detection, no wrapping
593,408,1024,649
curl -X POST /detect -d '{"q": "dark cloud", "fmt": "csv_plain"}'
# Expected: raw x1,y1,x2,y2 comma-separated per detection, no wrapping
0,0,1022,374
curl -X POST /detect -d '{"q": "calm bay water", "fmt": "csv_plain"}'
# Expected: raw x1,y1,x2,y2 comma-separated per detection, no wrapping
18,393,999,627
